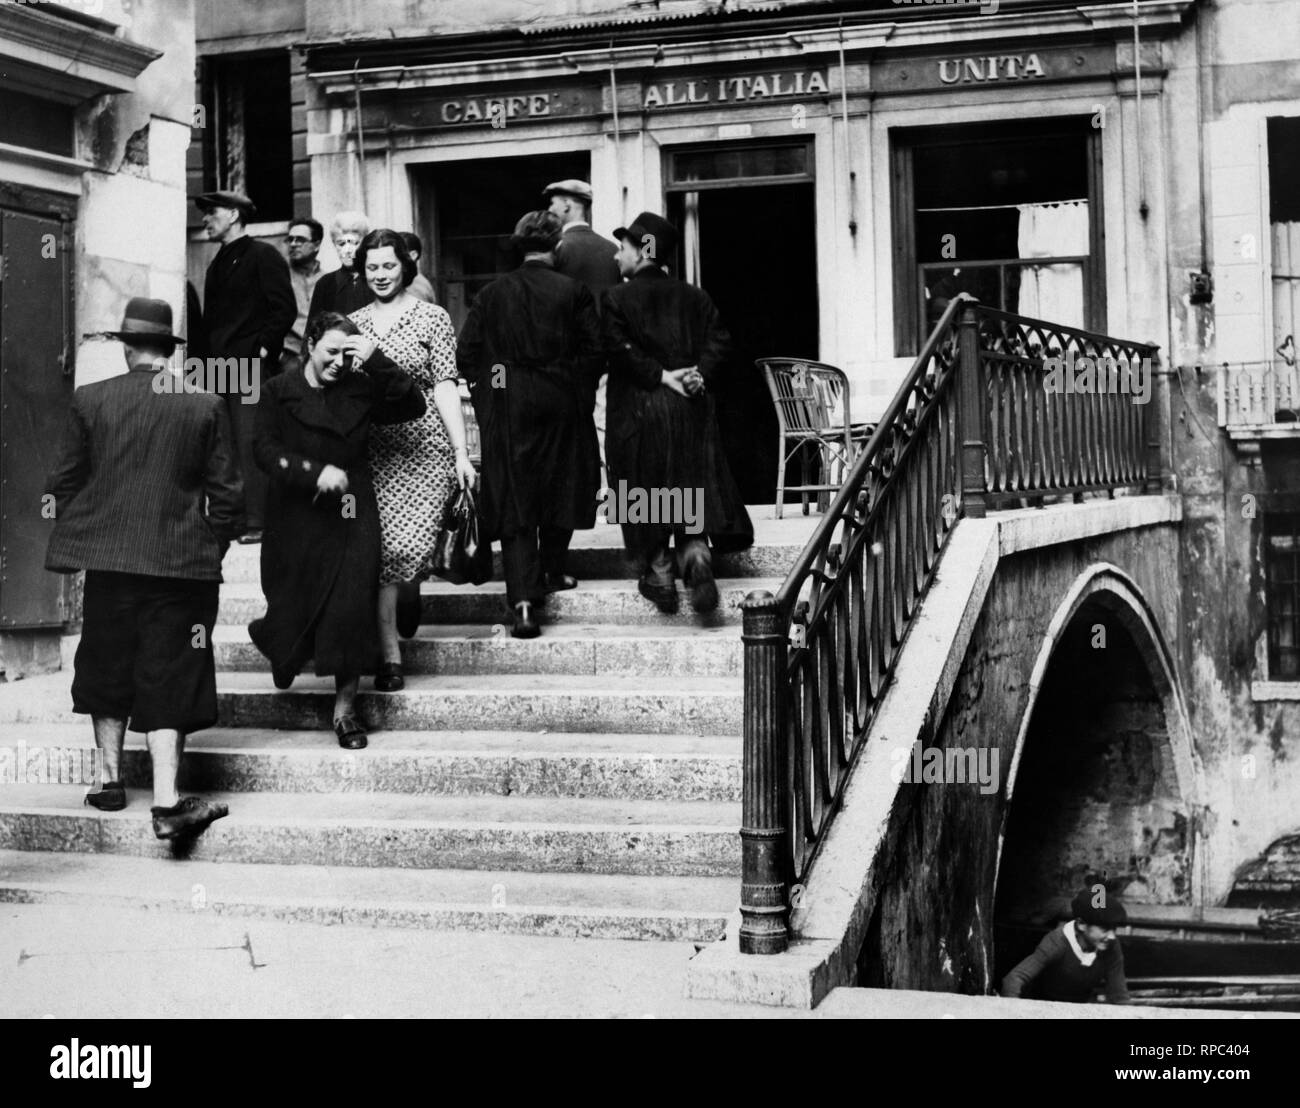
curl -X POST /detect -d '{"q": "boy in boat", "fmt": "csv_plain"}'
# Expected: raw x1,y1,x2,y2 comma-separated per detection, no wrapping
1001,887,1129,1003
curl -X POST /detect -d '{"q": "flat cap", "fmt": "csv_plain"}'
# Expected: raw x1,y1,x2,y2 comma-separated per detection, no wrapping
542,179,594,203
196,190,257,221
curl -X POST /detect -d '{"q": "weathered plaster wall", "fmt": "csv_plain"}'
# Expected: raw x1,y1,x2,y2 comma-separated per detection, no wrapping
75,0,197,387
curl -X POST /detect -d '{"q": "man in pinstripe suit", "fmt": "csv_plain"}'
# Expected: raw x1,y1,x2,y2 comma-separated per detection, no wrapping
46,298,244,841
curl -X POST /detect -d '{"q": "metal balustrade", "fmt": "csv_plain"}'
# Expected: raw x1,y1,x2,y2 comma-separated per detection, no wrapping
738,296,1161,955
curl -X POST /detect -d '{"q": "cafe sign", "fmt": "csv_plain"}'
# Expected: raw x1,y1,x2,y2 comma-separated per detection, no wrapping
872,44,1128,95
642,69,829,110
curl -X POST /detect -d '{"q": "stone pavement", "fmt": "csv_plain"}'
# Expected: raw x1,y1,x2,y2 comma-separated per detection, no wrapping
0,902,804,1019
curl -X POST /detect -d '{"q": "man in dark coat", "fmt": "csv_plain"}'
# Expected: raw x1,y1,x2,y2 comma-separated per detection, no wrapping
457,210,602,638
545,179,621,480
306,210,373,328
603,212,753,615
198,189,296,544
45,297,243,840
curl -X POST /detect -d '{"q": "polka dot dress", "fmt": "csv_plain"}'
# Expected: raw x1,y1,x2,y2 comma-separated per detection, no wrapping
351,299,459,585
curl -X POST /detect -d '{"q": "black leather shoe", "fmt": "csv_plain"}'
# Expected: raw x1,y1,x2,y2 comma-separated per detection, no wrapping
374,662,404,692
84,781,126,812
395,580,421,639
271,665,296,691
511,600,540,639
637,576,679,614
151,796,229,840
542,573,578,593
333,714,368,749
686,565,719,613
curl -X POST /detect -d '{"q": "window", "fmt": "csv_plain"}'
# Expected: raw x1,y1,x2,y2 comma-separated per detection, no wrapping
1265,511,1300,680
0,86,74,157
1269,117,1300,388
200,53,292,223
891,118,1105,354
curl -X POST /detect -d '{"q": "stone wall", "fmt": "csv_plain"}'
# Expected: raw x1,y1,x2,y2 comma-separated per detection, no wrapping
858,524,1187,994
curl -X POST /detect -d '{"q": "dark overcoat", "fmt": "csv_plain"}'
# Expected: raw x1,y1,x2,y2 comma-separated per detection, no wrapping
555,224,621,311
249,362,425,677
456,259,602,541
203,236,296,366
602,267,754,554
307,267,373,330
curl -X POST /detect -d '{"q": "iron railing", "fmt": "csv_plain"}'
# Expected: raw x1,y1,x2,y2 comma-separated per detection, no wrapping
739,297,1161,954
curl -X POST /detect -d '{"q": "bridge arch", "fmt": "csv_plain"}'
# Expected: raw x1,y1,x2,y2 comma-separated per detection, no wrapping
993,563,1207,930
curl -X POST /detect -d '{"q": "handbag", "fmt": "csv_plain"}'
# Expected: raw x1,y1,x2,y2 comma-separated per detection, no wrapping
430,484,493,586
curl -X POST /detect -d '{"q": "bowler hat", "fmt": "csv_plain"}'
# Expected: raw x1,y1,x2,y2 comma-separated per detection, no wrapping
613,211,678,265
196,190,257,222
542,179,594,204
1071,887,1128,929
93,297,185,347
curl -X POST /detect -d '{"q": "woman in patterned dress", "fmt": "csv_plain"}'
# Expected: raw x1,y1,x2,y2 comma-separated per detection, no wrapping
349,229,476,691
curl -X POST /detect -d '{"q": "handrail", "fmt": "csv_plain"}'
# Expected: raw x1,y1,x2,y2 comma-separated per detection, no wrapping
738,297,1162,955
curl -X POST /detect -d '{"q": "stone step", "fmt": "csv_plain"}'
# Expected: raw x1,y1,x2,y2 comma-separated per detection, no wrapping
219,524,809,585
0,672,743,734
4,724,742,801
0,786,742,877
215,578,778,628
205,622,741,677
0,850,734,942
215,673,742,734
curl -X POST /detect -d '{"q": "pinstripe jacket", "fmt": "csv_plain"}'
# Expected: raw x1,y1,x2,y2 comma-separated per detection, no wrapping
44,364,245,580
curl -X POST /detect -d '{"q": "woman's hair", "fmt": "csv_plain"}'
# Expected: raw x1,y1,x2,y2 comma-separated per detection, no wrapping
305,312,359,350
511,210,563,255
330,210,371,241
400,231,423,259
355,228,418,290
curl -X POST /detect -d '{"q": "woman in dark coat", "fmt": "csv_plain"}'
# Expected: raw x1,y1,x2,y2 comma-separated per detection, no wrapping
456,211,602,638
249,311,426,748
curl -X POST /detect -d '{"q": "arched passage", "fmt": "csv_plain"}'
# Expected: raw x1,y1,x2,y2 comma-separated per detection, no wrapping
992,565,1204,971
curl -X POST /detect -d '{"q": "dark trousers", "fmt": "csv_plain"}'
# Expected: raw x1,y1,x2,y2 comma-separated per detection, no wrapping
501,526,572,606
226,389,266,530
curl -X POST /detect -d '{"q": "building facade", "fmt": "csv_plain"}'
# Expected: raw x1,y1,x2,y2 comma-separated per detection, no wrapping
1,0,196,678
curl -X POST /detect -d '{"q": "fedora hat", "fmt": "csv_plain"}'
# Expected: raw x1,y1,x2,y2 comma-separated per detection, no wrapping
613,211,678,264
196,190,257,222
91,297,185,347
542,179,594,204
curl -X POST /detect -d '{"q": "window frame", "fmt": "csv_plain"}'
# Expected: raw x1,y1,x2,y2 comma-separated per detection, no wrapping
890,117,1107,355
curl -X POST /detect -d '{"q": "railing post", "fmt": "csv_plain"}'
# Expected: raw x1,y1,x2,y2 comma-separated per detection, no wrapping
956,302,988,519
1144,346,1172,494
739,590,789,955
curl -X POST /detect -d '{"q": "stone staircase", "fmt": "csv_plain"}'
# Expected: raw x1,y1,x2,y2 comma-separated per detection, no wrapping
0,516,809,943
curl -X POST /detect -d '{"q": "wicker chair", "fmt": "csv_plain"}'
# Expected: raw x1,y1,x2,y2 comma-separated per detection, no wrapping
758,358,870,518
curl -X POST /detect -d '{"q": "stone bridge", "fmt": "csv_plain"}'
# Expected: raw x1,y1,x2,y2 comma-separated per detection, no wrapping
686,493,1246,1008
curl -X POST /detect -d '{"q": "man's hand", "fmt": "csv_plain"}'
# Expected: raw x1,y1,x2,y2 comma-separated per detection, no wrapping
661,369,691,397
316,464,349,496
683,367,705,396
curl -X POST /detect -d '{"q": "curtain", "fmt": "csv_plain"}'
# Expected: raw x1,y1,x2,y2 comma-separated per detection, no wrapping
1016,200,1088,325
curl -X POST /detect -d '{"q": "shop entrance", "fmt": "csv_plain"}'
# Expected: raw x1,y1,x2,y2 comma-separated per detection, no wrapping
413,151,589,333
667,142,819,505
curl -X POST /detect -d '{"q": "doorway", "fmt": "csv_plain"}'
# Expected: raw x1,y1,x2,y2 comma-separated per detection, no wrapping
667,142,819,505
412,151,590,333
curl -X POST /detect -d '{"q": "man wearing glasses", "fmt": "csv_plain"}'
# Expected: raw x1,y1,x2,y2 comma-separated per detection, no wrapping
282,217,325,376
